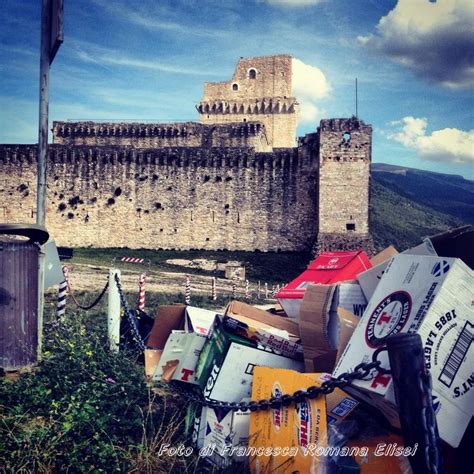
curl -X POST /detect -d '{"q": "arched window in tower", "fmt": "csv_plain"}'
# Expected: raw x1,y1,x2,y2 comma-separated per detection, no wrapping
232,83,239,91
248,68,257,79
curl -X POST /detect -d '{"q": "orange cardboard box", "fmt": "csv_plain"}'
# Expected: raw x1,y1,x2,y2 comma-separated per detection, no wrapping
249,368,327,474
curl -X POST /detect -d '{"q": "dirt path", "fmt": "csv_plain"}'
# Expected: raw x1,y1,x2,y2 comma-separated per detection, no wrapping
59,262,274,301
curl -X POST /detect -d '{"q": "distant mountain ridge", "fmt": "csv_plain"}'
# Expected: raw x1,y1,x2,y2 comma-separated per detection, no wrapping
372,163,474,224
370,163,473,251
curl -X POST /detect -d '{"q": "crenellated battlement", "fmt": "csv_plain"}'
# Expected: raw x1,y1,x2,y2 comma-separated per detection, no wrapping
319,117,372,134
197,97,297,115
53,121,194,139
52,121,272,151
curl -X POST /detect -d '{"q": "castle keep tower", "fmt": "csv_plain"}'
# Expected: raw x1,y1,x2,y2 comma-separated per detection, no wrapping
316,117,375,252
197,55,299,149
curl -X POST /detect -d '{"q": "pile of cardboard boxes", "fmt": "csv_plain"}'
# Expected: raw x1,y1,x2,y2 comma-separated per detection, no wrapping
144,226,473,473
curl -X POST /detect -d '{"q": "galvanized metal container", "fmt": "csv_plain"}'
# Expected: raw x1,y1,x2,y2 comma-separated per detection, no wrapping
0,239,39,370
0,224,48,371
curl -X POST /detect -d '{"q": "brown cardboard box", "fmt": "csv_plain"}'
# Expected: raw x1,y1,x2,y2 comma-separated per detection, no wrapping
299,285,337,373
225,300,300,337
145,305,186,378
147,305,186,349
299,283,367,373
335,308,359,365
370,245,398,266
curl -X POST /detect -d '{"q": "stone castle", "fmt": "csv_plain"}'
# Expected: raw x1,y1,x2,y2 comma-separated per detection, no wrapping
0,54,373,253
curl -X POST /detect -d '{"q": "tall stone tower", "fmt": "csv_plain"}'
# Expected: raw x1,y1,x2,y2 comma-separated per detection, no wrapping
197,55,299,149
316,117,375,253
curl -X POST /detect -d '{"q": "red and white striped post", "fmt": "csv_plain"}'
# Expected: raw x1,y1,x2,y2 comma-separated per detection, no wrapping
121,256,145,263
211,277,217,301
138,273,146,311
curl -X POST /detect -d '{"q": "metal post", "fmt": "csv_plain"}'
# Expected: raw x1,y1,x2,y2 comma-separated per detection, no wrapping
108,269,121,352
36,0,51,359
387,333,442,474
355,78,358,118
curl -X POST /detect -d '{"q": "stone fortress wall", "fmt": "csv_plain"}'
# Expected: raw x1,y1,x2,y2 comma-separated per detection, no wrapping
0,55,372,252
0,144,318,251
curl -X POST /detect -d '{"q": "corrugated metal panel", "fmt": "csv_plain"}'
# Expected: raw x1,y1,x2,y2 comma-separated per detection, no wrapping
0,240,39,370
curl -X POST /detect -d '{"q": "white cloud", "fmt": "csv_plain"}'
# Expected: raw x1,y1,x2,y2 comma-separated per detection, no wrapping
263,0,325,6
298,102,323,123
389,116,474,164
292,58,331,124
72,42,212,76
358,0,474,89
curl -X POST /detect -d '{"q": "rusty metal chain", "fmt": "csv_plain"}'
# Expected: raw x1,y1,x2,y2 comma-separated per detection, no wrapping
67,276,109,310
114,273,146,351
169,360,381,412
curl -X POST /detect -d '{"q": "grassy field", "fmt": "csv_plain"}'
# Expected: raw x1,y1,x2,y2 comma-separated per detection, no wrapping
73,248,312,285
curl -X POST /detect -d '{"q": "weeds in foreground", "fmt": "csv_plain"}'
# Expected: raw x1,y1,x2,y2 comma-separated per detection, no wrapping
0,311,207,473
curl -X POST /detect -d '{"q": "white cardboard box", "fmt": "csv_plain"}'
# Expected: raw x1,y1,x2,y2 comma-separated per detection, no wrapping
152,306,217,384
197,404,250,467
357,241,437,301
204,342,304,402
334,254,473,447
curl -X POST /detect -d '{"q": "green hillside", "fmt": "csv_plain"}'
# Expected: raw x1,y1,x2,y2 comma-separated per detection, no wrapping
370,179,464,251
372,163,474,225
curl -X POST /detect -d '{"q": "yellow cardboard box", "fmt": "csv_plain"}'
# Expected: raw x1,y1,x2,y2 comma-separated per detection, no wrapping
249,367,327,473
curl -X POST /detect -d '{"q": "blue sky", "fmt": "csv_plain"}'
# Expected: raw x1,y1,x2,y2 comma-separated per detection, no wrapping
1,0,473,178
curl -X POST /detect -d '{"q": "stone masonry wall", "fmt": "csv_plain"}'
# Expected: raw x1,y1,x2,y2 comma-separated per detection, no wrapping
197,55,298,148
198,112,298,150
52,121,271,152
318,118,371,236
0,144,318,251
202,55,293,100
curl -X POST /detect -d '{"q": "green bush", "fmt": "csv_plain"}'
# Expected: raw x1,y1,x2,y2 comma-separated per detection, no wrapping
0,312,205,473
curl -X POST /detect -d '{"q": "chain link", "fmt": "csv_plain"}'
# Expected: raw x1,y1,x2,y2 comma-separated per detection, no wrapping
67,277,109,310
169,360,381,412
114,273,146,351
